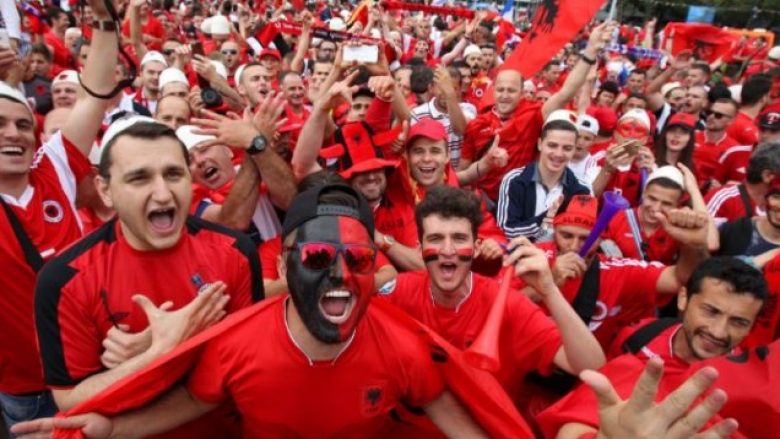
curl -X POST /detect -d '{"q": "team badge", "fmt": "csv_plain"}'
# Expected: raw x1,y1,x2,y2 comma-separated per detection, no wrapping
42,200,64,223
360,384,386,417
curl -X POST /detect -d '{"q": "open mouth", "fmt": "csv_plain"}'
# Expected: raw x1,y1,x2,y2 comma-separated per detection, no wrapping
0,146,25,157
203,166,220,184
438,261,458,279
319,289,355,324
417,166,437,180
147,207,177,235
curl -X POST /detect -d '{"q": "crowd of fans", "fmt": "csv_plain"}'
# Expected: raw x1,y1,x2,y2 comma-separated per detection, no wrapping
1,0,780,437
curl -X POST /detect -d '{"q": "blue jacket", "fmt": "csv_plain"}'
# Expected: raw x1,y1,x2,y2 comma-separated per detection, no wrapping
496,162,591,239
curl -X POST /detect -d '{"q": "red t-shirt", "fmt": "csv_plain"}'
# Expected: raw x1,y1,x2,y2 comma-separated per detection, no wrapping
461,100,544,201
607,319,688,365
0,133,90,394
186,296,445,437
715,144,752,184
727,112,759,148
380,270,562,400
44,31,73,70
35,218,262,388
705,183,758,225
603,208,679,265
694,131,740,184
121,14,166,50
537,242,665,350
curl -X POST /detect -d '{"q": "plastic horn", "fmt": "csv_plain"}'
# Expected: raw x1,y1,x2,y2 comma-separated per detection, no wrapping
464,268,515,372
578,191,630,257
637,167,649,201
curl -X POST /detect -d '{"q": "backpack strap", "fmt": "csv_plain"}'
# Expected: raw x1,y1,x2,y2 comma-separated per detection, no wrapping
625,208,647,261
737,183,753,219
571,258,601,325
622,318,682,354
0,196,44,272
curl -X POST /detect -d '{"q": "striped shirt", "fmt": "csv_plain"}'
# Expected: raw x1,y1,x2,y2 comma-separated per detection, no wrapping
410,98,477,169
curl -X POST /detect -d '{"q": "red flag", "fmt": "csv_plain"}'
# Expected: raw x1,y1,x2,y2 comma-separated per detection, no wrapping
479,0,606,110
53,298,532,438
740,253,780,348
661,23,738,63
348,0,371,27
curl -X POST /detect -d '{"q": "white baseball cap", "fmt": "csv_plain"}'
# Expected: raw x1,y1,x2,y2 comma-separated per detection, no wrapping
159,68,189,92
100,115,158,153
768,46,780,61
141,51,168,68
464,44,481,58
52,70,79,87
661,81,683,97
544,109,578,128
0,81,33,120
210,15,231,36
618,108,651,130
576,114,600,136
176,125,216,151
646,165,684,190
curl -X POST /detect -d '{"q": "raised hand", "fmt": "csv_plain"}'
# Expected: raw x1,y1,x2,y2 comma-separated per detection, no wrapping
367,75,397,102
656,207,709,248
478,135,508,172
504,237,557,296
100,324,153,369
552,251,588,286
317,70,360,111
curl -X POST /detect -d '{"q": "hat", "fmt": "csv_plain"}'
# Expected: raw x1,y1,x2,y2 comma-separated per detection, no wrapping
210,15,231,36
618,108,651,130
319,122,400,180
646,165,684,190
259,49,282,61
576,114,599,136
176,125,216,151
0,81,33,120
729,84,742,104
759,111,780,130
200,16,213,34
52,70,79,87
329,17,347,32
407,118,448,145
141,51,168,68
282,183,375,238
666,112,697,131
159,68,189,91
661,81,683,97
464,44,481,58
586,106,618,135
544,109,578,129
210,60,228,80
768,46,780,61
234,63,248,85
553,194,598,230
100,115,159,152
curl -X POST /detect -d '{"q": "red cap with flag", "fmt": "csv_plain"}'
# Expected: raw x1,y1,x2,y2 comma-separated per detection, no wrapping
406,118,448,146
320,122,401,180
553,194,598,230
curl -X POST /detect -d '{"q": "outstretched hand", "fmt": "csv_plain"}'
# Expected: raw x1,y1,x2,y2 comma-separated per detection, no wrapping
11,413,113,439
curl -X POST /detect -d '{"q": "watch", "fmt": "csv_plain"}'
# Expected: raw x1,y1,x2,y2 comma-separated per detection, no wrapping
247,134,268,155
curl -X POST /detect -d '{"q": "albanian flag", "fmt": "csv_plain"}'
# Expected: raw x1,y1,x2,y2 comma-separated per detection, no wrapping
480,0,606,111
661,23,738,63
51,297,533,438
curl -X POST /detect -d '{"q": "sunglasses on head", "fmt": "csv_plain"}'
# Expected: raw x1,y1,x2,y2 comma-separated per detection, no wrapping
221,50,239,55
284,242,376,274
705,110,733,120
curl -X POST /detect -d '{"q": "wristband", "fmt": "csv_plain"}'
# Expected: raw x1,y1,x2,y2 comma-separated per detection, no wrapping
580,51,597,65
92,20,118,32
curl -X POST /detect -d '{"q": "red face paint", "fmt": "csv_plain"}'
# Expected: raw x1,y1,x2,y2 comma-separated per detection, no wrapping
616,119,649,140
335,216,375,341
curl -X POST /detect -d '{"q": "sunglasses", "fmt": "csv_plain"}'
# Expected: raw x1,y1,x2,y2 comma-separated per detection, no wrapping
705,110,733,120
162,49,176,56
284,242,376,274
221,50,239,55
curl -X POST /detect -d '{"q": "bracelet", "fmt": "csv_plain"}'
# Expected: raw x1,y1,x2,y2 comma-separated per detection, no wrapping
580,51,597,65
92,20,118,32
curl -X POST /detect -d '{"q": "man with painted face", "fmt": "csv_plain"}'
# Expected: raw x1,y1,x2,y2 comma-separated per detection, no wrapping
380,185,605,405
18,184,495,438
537,257,768,439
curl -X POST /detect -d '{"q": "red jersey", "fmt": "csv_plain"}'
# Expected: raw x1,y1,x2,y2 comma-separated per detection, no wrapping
603,208,679,265
44,31,73,70
537,242,665,350
0,133,90,394
715,144,752,184
694,131,740,184
121,14,165,50
35,217,262,388
381,270,562,400
705,183,759,225
461,100,544,201
186,295,445,437
727,112,759,147
607,319,689,367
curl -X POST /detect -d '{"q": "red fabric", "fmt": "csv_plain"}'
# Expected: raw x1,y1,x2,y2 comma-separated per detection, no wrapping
705,183,757,223
727,112,760,147
607,319,688,364
694,131,740,185
741,254,780,349
44,31,73,69
53,297,533,438
121,14,165,50
479,0,604,109
602,208,679,265
461,101,544,201
0,134,89,394
714,144,752,184
662,23,739,63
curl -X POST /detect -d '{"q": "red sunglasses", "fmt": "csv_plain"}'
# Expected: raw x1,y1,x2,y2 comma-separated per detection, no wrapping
284,242,377,274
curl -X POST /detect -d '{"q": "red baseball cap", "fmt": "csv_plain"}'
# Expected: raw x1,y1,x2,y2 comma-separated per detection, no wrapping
406,118,448,146
259,49,281,61
554,194,598,230
666,112,698,131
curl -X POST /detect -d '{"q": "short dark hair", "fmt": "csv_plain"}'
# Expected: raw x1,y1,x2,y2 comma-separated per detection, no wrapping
712,97,739,114
626,92,647,102
686,257,768,303
690,62,711,76
543,59,560,71
98,122,188,179
416,185,482,242
599,81,620,96
410,65,434,94
279,70,302,84
741,73,772,106
479,43,497,51
707,83,732,103
30,43,52,61
541,120,579,141
746,142,780,184
629,69,647,78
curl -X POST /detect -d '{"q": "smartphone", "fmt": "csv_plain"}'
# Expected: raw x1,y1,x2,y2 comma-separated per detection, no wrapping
622,139,641,157
0,29,10,50
191,41,204,56
343,45,378,64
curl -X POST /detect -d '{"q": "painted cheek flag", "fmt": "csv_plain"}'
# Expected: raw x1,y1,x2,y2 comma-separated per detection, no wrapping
479,0,607,111
51,298,533,438
660,22,738,63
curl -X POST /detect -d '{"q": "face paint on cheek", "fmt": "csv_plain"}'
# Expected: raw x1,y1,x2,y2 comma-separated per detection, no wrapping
335,217,375,341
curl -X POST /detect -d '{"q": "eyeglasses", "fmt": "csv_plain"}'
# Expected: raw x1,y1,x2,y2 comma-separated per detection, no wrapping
284,242,376,274
221,50,238,55
705,110,733,120
162,49,176,56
